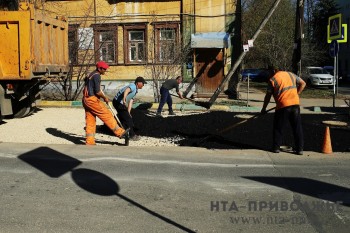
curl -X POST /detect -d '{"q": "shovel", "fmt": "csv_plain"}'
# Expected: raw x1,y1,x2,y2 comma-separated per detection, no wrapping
107,102,130,146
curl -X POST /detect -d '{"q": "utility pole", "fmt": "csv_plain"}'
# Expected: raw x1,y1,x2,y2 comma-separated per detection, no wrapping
292,0,304,75
203,0,282,109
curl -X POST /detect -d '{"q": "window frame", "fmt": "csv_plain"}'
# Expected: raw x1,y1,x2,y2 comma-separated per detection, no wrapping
123,24,148,65
153,22,180,64
92,24,118,65
68,24,80,65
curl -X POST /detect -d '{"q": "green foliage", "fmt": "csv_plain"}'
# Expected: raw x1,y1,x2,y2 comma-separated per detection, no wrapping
304,0,340,67
242,0,295,70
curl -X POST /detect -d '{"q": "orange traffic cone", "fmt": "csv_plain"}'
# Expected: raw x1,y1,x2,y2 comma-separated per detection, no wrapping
322,126,333,154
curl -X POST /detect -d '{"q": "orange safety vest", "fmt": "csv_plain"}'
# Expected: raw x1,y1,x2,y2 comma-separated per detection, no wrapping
270,71,300,110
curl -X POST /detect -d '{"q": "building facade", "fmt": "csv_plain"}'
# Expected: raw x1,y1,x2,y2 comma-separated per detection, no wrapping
46,0,238,94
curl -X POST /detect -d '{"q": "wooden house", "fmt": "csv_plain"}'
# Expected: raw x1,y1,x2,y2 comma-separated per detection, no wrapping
47,0,239,97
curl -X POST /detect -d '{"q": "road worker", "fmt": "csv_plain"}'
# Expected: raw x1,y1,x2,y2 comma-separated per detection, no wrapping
112,76,147,141
156,76,183,117
261,66,306,155
82,61,129,145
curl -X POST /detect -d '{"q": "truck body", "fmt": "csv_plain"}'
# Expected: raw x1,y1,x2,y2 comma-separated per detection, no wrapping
0,1,68,120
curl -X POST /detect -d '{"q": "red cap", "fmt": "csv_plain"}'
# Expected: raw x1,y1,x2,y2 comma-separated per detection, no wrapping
96,61,109,69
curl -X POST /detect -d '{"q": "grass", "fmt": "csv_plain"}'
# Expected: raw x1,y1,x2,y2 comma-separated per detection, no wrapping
301,88,334,99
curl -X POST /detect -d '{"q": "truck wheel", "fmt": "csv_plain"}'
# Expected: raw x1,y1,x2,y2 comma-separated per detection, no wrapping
14,106,31,118
13,98,32,118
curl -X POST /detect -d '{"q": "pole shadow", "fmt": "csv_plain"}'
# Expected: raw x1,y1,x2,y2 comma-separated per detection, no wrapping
242,176,350,207
72,168,196,232
18,147,195,232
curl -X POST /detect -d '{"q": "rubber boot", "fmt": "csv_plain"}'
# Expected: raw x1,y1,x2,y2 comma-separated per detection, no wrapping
115,128,130,139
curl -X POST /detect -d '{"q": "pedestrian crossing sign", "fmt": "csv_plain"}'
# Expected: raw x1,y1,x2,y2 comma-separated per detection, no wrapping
328,24,347,43
328,14,342,40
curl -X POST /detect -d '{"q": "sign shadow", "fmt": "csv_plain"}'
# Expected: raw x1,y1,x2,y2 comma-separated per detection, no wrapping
18,147,195,232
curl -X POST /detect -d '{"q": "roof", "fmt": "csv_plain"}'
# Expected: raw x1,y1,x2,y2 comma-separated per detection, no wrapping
191,32,231,48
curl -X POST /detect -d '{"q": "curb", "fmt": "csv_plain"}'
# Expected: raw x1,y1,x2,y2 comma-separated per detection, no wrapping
38,101,348,114
38,100,261,112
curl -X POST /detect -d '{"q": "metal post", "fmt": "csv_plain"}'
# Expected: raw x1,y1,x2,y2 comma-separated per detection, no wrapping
292,0,304,75
336,53,339,96
205,0,282,108
247,74,250,107
333,56,336,107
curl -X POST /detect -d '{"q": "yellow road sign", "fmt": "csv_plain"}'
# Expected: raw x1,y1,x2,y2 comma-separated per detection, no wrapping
328,24,347,43
328,14,342,40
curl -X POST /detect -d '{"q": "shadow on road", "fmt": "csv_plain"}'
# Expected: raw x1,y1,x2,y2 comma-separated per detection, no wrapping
243,176,350,207
18,147,196,233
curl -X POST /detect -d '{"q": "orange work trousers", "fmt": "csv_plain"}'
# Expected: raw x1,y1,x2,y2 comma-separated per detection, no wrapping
82,96,122,145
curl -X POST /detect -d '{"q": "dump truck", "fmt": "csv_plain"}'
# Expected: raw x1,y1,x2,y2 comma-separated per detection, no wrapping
0,1,68,120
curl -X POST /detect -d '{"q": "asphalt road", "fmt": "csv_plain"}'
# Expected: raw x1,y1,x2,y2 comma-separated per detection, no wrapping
0,142,349,233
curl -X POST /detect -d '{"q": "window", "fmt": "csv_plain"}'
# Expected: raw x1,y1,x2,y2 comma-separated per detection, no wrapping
78,27,94,50
129,31,145,62
154,23,179,63
159,29,176,61
93,24,118,64
98,31,116,63
123,24,147,64
68,25,79,64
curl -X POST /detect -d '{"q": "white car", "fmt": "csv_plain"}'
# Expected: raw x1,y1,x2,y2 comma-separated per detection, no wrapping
303,67,335,87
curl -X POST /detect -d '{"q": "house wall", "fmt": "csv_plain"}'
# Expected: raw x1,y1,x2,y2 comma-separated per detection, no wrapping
46,0,237,81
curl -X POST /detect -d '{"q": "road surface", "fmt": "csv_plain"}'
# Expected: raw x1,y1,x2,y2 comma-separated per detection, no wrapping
0,142,349,232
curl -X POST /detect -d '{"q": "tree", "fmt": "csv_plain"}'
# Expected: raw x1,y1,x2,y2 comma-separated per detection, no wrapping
242,0,295,70
42,2,190,102
304,0,339,66
42,1,121,101
144,18,191,103
38,1,97,101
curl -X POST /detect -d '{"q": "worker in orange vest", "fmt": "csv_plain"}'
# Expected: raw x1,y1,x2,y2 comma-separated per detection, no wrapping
261,66,306,155
82,61,129,145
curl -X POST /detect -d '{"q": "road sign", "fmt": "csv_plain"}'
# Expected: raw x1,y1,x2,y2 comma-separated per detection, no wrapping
328,24,347,43
329,40,339,58
328,14,342,40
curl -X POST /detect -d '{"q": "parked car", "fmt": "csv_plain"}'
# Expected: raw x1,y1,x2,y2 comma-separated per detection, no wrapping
241,68,271,82
323,66,343,84
303,67,335,88
323,66,334,75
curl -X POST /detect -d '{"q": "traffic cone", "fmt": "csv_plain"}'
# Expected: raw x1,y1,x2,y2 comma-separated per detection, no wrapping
322,126,333,154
